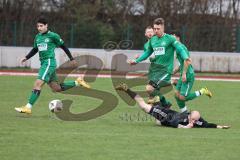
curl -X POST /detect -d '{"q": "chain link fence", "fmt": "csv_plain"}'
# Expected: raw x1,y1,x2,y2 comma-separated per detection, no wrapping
0,21,239,52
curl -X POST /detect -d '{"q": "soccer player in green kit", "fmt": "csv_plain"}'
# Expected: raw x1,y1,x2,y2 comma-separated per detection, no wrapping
171,31,212,112
15,18,90,114
135,25,171,106
143,26,154,53
129,18,185,108
135,26,154,59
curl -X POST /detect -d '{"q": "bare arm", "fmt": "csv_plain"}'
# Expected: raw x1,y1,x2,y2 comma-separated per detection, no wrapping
182,58,191,82
173,65,180,75
178,123,194,129
217,125,230,129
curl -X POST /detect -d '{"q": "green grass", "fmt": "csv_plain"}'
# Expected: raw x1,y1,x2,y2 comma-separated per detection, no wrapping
0,76,239,160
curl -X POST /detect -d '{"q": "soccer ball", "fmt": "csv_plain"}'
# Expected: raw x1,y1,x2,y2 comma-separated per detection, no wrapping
49,99,63,113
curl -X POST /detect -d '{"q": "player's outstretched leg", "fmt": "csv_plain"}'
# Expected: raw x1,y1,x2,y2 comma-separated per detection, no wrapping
115,82,152,113
159,95,172,108
15,80,44,114
148,89,172,108
75,77,91,89
175,95,188,113
15,105,32,114
147,96,160,104
59,77,91,91
115,82,129,91
174,87,213,113
199,87,212,98
15,89,41,114
185,87,212,101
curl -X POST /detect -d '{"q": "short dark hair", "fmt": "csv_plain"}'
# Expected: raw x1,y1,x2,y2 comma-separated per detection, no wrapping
170,30,181,40
37,17,48,25
153,18,164,25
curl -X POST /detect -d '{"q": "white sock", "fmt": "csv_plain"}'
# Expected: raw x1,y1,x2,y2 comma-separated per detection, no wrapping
75,81,79,86
26,103,32,109
180,106,187,113
195,91,201,96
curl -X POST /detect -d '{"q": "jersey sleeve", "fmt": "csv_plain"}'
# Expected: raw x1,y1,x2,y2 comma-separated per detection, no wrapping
52,33,64,47
194,117,217,128
173,41,189,60
143,41,150,52
135,39,153,63
33,36,37,48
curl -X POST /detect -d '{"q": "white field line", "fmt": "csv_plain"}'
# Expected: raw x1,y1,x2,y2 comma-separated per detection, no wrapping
0,71,240,82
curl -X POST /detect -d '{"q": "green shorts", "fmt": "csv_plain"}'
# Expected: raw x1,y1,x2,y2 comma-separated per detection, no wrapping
175,73,195,97
37,60,58,83
148,63,171,89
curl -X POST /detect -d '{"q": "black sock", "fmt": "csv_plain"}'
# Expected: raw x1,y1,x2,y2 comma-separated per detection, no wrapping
126,89,137,99
32,89,41,95
60,83,66,91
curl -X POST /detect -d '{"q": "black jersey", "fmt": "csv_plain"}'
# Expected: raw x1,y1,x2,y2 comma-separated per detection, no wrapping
149,105,217,128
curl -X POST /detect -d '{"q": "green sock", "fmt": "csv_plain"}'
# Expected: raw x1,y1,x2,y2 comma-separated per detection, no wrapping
28,89,41,106
160,95,168,105
185,91,200,101
175,95,185,109
150,89,159,97
150,89,170,106
60,81,76,91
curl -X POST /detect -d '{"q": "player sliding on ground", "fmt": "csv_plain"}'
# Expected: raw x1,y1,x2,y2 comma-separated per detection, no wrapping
15,18,90,114
171,31,213,113
115,83,230,129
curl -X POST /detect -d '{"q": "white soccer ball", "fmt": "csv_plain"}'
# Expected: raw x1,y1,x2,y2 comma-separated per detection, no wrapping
49,99,63,113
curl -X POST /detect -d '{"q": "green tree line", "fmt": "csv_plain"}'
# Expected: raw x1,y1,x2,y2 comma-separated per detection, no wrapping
0,0,240,52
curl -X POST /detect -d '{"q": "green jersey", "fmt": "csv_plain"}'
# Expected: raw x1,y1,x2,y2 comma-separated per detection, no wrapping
143,40,150,52
136,34,186,74
176,43,194,75
34,31,64,65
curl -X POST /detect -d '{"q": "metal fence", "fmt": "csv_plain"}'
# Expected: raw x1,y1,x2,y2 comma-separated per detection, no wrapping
0,21,239,52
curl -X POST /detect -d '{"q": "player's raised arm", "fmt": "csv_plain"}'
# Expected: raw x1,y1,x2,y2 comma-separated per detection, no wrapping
59,44,74,61
21,47,38,65
21,36,39,65
194,117,230,129
136,49,153,63
128,48,153,65
129,26,154,65
172,40,190,82
52,33,75,62
25,46,39,60
181,58,191,82
172,65,180,75
53,32,76,66
217,125,230,129
60,44,77,66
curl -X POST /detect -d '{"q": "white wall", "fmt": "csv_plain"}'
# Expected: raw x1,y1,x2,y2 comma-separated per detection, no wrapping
0,46,240,73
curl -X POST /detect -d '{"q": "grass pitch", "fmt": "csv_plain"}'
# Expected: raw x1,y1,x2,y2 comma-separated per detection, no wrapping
0,75,239,160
